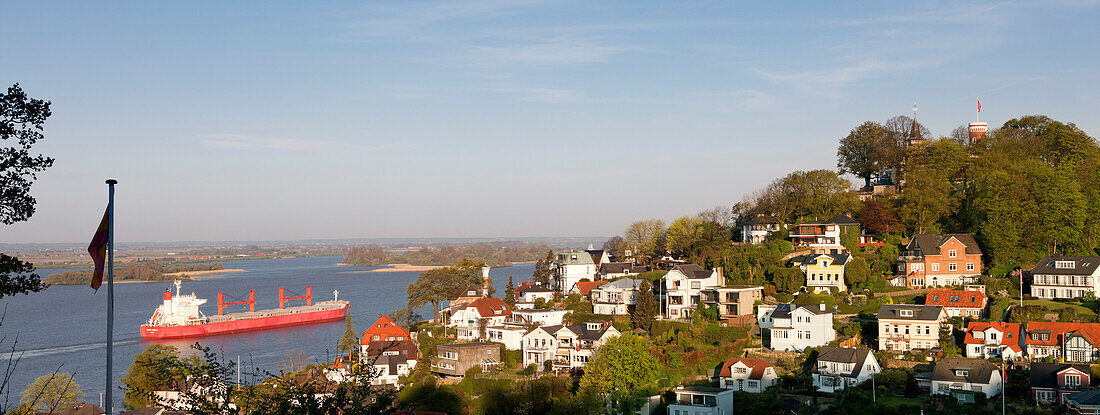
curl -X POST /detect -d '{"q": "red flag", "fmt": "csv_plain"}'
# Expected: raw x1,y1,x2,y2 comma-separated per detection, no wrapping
88,208,109,291
977,99,981,113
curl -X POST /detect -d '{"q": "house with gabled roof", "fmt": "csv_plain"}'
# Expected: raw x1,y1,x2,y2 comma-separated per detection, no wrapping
571,280,607,299
359,315,418,362
520,321,620,371
757,303,835,351
931,358,1002,400
591,278,644,315
515,285,554,309
1029,256,1100,300
795,252,849,293
1025,321,1100,362
812,347,881,393
447,297,512,340
896,233,983,288
599,262,647,280
1066,389,1100,415
663,264,722,319
1031,362,1090,406
877,304,948,352
963,322,1022,360
926,289,987,318
553,249,598,294
742,214,782,244
715,357,777,393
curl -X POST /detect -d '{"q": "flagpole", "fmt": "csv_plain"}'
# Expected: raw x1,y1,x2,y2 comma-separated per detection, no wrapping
105,178,117,415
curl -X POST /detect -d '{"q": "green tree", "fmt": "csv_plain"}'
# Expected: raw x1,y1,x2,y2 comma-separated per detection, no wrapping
532,250,553,285
898,163,955,234
845,257,870,288
665,216,707,256
387,307,421,329
20,372,83,414
504,275,516,307
336,313,359,361
122,345,184,410
407,258,487,320
769,267,804,294
837,121,892,187
756,170,858,224
631,279,658,331
579,335,659,400
624,219,667,262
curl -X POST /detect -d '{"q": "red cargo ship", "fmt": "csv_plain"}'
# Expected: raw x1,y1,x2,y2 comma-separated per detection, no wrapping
140,281,350,339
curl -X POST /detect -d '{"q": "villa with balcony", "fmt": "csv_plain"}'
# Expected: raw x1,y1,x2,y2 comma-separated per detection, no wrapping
701,286,763,320
520,321,620,371
666,386,733,415
1029,256,1100,300
788,215,861,253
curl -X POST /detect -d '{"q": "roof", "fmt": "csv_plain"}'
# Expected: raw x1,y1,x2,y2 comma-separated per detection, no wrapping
360,315,411,345
718,357,773,380
573,280,608,296
438,342,498,349
672,264,716,279
600,262,647,275
565,321,617,341
371,353,412,373
1068,390,1100,406
1030,362,1090,389
519,285,554,294
676,386,729,394
744,214,780,225
1030,256,1100,276
801,214,860,226
593,278,642,290
468,297,512,318
1025,321,1100,346
926,289,987,309
931,358,998,384
41,403,107,415
796,253,850,267
768,303,833,319
814,347,874,378
963,322,1020,347
585,249,607,263
558,250,595,265
877,304,945,321
909,234,983,256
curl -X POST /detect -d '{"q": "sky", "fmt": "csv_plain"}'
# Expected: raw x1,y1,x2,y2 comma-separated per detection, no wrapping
2,1,1099,244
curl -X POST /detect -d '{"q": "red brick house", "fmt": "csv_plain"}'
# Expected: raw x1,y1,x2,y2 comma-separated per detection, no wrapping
360,315,418,359
896,233,983,288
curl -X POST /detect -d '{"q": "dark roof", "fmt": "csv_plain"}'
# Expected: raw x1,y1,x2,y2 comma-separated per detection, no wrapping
676,386,728,394
566,321,616,341
1030,256,1100,276
439,342,497,350
519,285,553,294
744,214,780,225
585,249,607,262
796,253,850,267
372,353,412,373
674,264,714,279
877,304,945,321
909,234,982,256
931,358,998,384
1068,390,1100,406
769,303,832,319
600,262,647,275
1030,362,1090,389
802,215,860,226
814,347,874,378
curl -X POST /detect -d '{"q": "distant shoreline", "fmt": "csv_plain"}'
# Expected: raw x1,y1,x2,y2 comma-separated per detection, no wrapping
341,264,446,273
163,269,246,277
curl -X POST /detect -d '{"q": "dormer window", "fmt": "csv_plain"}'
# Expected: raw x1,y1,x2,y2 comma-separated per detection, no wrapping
1056,261,1076,269
586,323,601,330
900,310,914,317
955,369,969,377
973,332,984,339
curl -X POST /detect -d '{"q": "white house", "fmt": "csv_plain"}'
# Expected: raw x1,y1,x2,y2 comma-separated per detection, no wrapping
666,386,734,415
599,262,647,280
756,303,836,352
963,322,1023,360
591,278,644,315
812,347,881,393
742,215,782,244
368,354,413,386
485,325,527,350
515,285,555,309
931,358,1003,399
553,250,598,294
521,321,620,371
509,308,570,327
877,304,948,352
447,297,512,340
716,357,778,393
664,264,722,319
1029,256,1100,300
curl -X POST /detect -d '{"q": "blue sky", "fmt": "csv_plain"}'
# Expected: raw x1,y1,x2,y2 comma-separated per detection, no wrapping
2,1,1099,243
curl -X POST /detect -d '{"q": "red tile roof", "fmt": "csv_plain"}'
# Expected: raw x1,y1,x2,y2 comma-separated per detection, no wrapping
573,280,608,296
963,322,1020,346
1025,321,1100,346
469,297,512,318
360,315,411,345
925,289,987,309
718,357,772,380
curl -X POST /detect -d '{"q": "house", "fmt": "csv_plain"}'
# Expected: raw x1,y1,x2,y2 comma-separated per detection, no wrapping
715,357,778,393
585,248,611,267
666,386,734,415
521,321,620,371
926,289,987,318
788,215,861,253
37,403,107,415
591,278,644,315
663,264,723,319
963,322,1022,359
359,315,418,362
599,262,647,280
447,297,512,340
757,303,836,352
553,249,598,294
896,234,983,288
812,347,881,393
1029,256,1100,300
796,253,849,293
571,280,607,299
930,358,1002,400
368,354,413,386
742,215,782,244
509,308,570,326
701,286,763,320
876,304,948,352
431,342,500,377
485,325,528,350
1031,362,1090,406
1025,322,1100,362
1066,390,1100,415
515,285,554,309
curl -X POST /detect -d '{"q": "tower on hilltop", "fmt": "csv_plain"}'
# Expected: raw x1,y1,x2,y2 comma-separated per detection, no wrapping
906,103,925,147
968,98,986,145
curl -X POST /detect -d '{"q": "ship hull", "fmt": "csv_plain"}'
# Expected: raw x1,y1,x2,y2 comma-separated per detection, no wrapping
140,305,348,339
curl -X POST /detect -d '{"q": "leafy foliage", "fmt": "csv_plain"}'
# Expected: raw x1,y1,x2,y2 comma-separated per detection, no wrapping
406,258,487,319
631,279,658,331
343,242,547,267
43,262,224,285
579,334,660,395
19,372,83,414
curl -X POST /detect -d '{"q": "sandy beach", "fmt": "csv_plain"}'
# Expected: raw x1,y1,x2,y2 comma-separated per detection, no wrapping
340,264,446,273
162,269,246,277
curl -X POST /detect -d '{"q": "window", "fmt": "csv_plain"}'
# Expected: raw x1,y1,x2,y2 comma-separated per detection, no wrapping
949,263,958,271
931,263,940,271
690,281,701,290
900,309,914,317
966,263,975,271
735,367,747,374
1056,260,1075,269
949,249,957,258
1067,374,1081,387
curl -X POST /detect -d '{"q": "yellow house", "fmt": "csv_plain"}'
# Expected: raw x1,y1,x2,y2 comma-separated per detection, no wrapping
798,253,849,293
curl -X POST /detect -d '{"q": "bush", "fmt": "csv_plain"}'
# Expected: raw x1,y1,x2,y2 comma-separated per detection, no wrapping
519,364,536,377
465,365,483,377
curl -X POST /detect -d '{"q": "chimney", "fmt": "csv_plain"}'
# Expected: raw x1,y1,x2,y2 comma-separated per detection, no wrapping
716,267,724,282
819,303,826,312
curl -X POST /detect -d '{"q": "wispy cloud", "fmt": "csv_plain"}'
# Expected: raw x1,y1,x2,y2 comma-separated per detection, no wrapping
199,134,409,152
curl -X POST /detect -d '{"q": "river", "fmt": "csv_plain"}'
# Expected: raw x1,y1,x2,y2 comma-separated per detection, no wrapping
2,256,533,411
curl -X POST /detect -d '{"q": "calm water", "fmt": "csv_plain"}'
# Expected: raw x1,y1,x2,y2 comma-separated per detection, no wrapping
3,256,532,410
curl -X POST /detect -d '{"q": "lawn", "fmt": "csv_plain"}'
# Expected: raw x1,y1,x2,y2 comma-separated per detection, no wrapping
876,395,923,408
1021,299,1097,316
